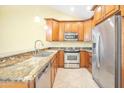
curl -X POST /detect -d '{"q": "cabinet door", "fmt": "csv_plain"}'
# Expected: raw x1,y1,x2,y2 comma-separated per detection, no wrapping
121,6,124,16
59,22,65,41
84,20,92,41
94,6,102,23
78,22,84,41
80,51,89,68
58,50,64,68
71,22,78,32
80,51,86,67
64,22,72,32
52,20,59,41
105,5,119,17
46,20,52,41
51,61,55,86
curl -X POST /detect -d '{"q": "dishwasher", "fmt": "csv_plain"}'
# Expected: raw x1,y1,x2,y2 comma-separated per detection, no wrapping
35,63,51,88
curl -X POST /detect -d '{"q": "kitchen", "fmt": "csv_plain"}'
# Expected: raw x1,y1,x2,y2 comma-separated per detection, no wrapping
0,5,124,89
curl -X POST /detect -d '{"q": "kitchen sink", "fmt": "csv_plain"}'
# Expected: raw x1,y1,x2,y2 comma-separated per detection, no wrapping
34,51,53,57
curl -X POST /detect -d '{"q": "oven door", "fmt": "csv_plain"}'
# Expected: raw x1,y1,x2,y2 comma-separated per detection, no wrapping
64,52,80,68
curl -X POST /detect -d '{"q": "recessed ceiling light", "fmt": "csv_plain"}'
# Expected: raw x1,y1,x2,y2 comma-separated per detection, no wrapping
70,6,75,12
86,6,92,11
34,16,41,23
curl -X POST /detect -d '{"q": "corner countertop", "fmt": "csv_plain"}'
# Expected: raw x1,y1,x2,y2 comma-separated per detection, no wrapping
0,50,58,82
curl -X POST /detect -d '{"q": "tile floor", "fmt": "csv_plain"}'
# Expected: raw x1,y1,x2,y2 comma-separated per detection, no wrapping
53,68,99,88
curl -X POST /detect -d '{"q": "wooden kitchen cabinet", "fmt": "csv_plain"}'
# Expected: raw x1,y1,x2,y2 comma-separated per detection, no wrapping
80,51,92,72
94,6,103,24
46,19,59,41
105,5,119,18
64,22,72,32
80,51,89,68
71,22,78,32
50,52,59,87
46,19,85,41
64,22,78,33
84,19,92,41
78,22,84,41
58,50,64,68
51,55,56,86
121,6,124,16
46,19,52,41
59,22,65,41
93,5,120,25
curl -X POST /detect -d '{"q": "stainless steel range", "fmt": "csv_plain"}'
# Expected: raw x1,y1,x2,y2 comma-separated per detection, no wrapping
64,48,80,69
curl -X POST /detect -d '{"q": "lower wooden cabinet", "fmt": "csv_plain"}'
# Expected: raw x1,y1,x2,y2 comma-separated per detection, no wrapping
80,51,92,72
58,50,64,68
51,53,59,87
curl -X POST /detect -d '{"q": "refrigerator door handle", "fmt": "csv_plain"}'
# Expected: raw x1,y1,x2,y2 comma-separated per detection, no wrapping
98,36,101,66
96,35,100,69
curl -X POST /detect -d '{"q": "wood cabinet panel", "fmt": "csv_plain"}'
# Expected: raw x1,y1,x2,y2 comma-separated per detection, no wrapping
46,20,53,41
80,51,92,72
105,5,119,17
58,50,64,68
121,6,124,16
80,51,89,68
51,60,54,86
78,22,84,41
71,22,78,32
52,21,59,41
84,20,92,41
64,22,72,32
59,22,65,41
94,6,102,23
46,19,59,41
80,51,86,67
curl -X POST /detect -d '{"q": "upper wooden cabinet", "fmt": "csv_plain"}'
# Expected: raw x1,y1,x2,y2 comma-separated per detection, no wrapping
64,22,78,32
59,22,65,41
63,21,84,41
121,6,124,16
78,22,84,41
46,19,59,41
105,5,119,17
84,19,92,41
64,22,72,32
46,19,87,41
94,6,104,24
94,5,120,25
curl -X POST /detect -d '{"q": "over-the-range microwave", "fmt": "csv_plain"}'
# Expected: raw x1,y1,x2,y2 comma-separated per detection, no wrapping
64,32,78,41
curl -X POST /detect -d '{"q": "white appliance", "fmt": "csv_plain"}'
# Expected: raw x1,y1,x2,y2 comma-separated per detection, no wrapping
64,48,80,68
35,63,51,88
64,32,78,41
92,15,122,88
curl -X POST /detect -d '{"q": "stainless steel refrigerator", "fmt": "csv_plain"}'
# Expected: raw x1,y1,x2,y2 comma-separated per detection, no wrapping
92,14,122,88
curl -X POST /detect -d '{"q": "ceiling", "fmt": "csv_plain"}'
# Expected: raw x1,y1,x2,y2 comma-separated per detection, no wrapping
48,5,94,20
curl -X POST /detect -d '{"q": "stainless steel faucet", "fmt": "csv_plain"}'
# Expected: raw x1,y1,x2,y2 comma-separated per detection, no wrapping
34,40,44,55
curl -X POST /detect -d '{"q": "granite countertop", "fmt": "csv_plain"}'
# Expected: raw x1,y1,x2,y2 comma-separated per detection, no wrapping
0,50,58,82
49,47,92,53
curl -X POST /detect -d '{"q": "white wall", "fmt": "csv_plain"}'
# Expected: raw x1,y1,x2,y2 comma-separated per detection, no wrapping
0,6,92,58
